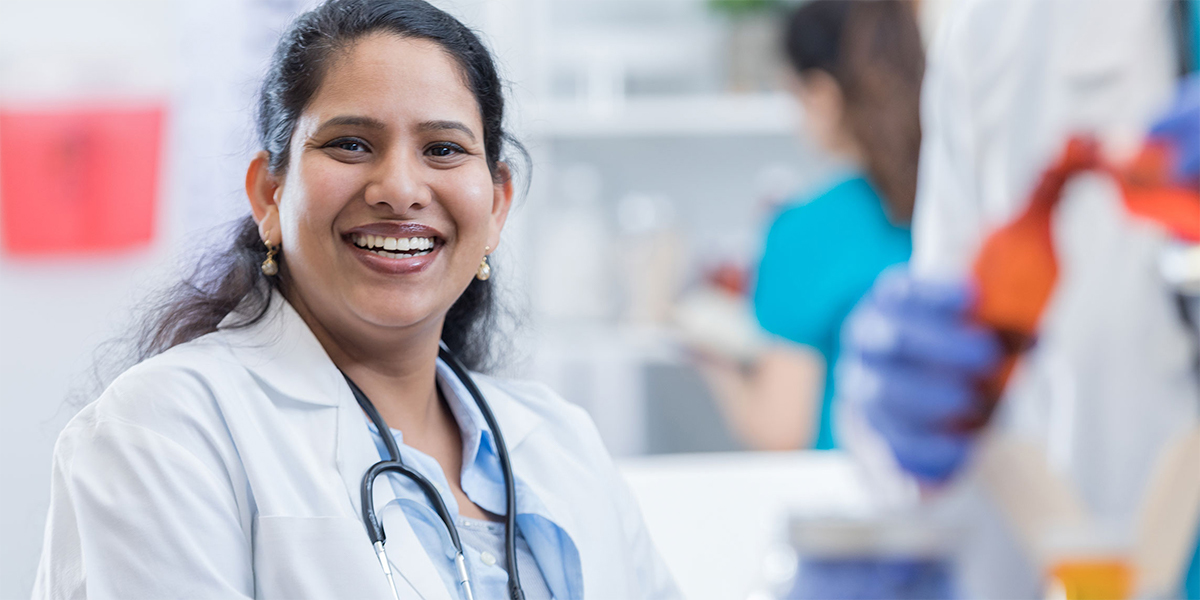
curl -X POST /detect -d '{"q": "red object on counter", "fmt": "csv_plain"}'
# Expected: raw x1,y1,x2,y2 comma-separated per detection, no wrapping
971,135,1200,401
708,262,750,296
0,104,165,255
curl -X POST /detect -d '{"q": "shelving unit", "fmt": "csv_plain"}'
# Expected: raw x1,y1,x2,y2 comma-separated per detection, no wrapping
525,92,799,139
456,0,831,458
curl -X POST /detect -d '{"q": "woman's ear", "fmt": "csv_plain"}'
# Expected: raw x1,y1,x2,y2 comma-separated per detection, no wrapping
246,151,282,244
487,162,515,250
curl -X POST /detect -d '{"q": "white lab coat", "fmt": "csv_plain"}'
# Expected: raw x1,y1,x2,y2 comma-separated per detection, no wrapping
841,0,1200,597
33,294,681,600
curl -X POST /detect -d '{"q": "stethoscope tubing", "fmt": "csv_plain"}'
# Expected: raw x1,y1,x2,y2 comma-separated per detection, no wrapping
438,344,524,600
343,342,524,600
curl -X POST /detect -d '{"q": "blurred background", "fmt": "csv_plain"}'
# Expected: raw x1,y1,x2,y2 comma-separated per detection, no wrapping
4,0,1197,599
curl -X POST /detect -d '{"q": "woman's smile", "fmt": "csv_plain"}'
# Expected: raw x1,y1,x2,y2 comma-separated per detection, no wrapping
343,222,445,275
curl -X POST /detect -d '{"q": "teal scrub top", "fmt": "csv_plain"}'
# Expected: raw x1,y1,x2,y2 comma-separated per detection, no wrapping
753,175,911,450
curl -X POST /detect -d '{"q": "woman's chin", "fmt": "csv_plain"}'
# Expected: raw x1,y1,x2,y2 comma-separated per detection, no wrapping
347,296,451,335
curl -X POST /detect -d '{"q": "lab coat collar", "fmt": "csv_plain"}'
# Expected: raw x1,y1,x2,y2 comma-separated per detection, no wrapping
217,293,344,407
437,361,542,463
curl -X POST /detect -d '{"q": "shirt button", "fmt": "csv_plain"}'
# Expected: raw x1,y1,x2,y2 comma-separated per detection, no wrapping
480,551,497,566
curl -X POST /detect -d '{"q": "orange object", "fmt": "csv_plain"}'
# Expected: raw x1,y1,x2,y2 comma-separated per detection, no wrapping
971,135,1200,401
1047,560,1134,600
1119,141,1200,243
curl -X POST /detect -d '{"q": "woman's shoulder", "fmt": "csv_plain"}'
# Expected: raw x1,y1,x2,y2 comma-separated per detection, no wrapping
472,374,594,426
767,174,907,256
470,373,609,456
776,174,881,224
67,331,239,439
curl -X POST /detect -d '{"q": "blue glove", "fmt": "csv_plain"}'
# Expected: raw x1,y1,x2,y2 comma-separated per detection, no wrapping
1149,73,1200,185
839,267,1003,483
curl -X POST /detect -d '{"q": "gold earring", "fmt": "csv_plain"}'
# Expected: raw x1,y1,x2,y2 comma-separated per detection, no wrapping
476,246,491,281
261,228,279,276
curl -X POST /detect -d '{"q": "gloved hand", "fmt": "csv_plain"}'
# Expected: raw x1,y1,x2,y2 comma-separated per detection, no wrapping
1149,73,1200,185
839,267,1003,483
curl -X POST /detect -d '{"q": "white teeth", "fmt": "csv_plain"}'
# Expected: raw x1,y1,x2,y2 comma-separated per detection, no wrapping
353,235,435,255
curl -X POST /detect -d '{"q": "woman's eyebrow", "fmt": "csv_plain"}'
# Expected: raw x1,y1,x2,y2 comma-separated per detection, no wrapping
315,115,388,133
417,120,476,142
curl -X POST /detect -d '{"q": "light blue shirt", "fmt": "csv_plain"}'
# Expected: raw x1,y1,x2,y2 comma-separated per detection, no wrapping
366,359,581,600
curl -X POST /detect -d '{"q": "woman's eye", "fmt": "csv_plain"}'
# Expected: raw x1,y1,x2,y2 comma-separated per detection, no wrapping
325,138,368,153
427,143,463,158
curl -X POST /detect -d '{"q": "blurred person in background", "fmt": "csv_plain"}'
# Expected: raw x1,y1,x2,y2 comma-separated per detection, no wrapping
838,0,1200,597
697,0,923,451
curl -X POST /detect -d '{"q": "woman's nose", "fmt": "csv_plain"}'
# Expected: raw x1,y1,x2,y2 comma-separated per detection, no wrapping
364,149,432,214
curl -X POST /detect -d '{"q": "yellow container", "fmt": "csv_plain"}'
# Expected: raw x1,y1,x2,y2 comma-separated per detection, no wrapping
1046,560,1134,600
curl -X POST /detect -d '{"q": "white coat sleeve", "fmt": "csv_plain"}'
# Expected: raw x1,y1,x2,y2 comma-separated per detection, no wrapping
33,372,253,600
909,0,986,278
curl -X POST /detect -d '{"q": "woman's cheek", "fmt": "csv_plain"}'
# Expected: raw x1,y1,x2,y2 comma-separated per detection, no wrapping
447,170,496,228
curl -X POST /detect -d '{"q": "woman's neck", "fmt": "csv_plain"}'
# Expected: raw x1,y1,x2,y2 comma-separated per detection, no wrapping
285,289,448,437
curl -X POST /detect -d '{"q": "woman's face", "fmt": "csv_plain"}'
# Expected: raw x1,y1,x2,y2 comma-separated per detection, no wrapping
252,33,511,344
788,69,862,164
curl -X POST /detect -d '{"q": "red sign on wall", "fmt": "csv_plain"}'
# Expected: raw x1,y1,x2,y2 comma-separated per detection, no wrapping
0,104,165,255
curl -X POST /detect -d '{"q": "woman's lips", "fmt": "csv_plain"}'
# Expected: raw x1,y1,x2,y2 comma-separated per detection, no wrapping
345,234,442,275
342,222,446,275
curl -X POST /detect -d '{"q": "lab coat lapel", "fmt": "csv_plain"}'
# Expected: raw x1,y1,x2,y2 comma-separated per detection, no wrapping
473,379,582,546
471,377,541,456
334,384,452,600
477,380,588,599
218,295,341,408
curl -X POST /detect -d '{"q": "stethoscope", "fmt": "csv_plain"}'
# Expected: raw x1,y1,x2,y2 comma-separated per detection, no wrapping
342,342,525,600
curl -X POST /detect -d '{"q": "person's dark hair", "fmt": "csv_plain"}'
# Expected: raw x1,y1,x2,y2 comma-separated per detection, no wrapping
135,0,523,371
783,0,925,223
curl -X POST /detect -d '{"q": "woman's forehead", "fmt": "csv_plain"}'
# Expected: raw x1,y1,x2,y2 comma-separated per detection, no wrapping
302,33,481,133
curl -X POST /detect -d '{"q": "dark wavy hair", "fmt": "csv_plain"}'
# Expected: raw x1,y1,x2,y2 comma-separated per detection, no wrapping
783,0,925,224
134,0,524,371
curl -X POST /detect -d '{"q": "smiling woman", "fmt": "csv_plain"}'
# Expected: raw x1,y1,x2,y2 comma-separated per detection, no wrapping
32,2,681,599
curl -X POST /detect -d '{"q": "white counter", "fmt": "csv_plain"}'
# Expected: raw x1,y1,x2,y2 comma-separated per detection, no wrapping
619,451,875,600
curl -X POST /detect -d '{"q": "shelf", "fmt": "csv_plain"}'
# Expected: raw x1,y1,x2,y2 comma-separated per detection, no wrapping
522,92,799,139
